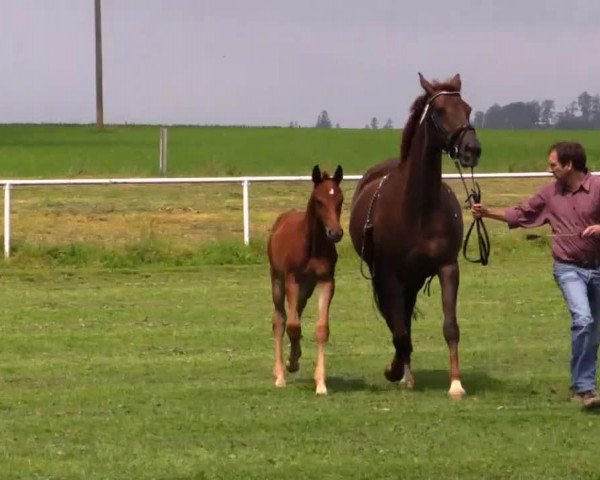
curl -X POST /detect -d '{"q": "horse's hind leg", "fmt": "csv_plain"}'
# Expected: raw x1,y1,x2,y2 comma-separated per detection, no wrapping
271,272,287,387
314,279,334,395
439,262,466,398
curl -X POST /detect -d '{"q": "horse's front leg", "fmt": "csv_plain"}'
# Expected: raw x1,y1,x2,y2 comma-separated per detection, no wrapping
285,275,302,374
271,273,287,387
439,262,466,398
314,279,334,395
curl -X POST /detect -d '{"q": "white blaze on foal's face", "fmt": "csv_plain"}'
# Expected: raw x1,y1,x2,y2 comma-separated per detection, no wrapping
329,188,334,195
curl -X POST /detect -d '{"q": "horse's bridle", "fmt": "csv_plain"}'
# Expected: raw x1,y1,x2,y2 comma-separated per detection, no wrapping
419,91,475,160
419,90,491,266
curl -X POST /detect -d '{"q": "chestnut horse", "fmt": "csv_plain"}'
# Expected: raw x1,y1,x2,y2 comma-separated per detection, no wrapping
268,165,344,395
349,73,481,398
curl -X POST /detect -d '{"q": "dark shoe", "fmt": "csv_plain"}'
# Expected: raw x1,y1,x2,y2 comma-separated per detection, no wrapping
571,389,600,409
582,391,600,410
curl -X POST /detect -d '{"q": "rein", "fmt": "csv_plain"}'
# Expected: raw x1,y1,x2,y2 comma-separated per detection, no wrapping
453,160,491,265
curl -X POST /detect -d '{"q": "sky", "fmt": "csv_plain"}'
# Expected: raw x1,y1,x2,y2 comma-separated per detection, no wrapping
1,0,599,128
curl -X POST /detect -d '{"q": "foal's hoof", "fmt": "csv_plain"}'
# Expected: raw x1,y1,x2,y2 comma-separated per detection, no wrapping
384,364,404,383
286,360,300,373
448,379,466,399
275,377,286,388
315,383,328,396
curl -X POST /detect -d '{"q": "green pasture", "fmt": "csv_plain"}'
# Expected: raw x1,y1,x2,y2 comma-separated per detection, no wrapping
1,126,600,478
1,251,599,479
1,125,599,177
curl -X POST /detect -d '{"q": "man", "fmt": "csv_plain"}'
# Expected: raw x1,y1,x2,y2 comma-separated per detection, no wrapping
472,141,600,409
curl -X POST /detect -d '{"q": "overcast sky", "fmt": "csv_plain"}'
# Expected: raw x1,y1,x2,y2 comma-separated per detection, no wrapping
1,0,599,127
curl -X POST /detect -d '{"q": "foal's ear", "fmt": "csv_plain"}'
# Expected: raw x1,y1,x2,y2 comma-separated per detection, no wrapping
333,165,343,185
449,73,461,91
418,72,434,97
312,164,322,185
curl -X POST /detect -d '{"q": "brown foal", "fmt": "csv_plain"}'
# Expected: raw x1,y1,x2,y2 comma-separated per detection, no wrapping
267,165,344,395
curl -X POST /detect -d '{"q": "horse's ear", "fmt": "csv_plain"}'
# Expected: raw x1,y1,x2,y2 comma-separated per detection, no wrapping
449,73,461,91
312,165,322,185
418,72,434,97
333,165,343,185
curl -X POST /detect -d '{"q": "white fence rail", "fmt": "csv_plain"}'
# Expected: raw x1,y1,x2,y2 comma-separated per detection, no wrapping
0,171,584,259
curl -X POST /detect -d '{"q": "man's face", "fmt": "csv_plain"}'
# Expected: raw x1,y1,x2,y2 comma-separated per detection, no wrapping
548,150,571,181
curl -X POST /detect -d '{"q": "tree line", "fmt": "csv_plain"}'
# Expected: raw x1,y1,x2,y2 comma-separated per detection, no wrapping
471,91,600,129
292,111,394,129
301,91,600,130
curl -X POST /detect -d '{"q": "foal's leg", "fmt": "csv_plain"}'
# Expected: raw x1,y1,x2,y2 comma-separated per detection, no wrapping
271,272,287,387
439,262,466,398
285,275,302,373
287,279,314,373
314,279,334,395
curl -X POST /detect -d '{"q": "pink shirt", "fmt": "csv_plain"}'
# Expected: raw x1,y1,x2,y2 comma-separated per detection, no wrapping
505,173,600,266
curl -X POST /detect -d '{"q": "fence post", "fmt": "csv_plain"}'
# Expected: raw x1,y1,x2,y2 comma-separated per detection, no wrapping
242,180,250,245
159,127,168,176
4,183,11,258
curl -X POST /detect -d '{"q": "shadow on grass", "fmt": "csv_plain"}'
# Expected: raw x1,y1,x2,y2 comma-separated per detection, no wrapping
288,369,540,396
411,368,505,395
294,375,385,393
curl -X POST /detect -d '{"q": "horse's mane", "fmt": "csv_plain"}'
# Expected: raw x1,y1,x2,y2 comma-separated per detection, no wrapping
400,80,460,163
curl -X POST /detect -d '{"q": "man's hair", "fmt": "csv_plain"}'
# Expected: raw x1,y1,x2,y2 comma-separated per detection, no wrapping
548,141,587,172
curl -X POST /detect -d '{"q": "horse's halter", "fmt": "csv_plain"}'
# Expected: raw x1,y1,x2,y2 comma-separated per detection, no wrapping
418,91,475,160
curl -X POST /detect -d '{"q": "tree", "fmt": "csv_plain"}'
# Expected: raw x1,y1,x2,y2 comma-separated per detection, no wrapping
578,91,592,121
540,99,555,126
473,111,485,129
315,110,332,128
566,101,579,117
370,117,378,130
590,94,600,125
383,118,393,129
483,101,540,129
483,104,504,128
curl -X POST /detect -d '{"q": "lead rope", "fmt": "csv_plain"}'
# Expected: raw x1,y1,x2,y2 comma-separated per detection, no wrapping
359,174,389,280
454,160,491,265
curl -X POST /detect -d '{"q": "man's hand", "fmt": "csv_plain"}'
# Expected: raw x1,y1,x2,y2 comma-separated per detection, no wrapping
471,203,488,219
582,224,600,237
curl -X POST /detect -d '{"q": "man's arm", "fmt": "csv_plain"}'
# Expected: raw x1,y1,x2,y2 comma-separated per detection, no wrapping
471,204,508,223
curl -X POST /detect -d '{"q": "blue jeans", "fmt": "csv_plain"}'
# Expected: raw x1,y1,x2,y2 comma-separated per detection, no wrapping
553,261,600,393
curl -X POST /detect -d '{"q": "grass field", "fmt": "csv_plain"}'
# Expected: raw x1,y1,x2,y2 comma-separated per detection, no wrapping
1,125,599,177
1,252,599,479
1,126,600,478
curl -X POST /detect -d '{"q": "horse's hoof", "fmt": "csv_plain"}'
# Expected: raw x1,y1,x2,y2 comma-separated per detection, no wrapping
275,377,286,388
286,360,300,373
448,379,466,399
315,383,328,396
384,364,404,383
400,376,415,390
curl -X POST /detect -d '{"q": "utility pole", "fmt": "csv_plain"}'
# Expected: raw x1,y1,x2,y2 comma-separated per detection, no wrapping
94,0,104,128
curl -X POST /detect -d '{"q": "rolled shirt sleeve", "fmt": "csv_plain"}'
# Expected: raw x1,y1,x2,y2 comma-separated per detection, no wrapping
505,189,550,229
